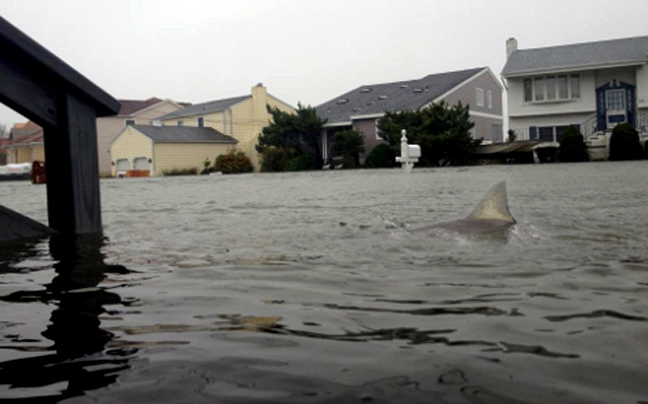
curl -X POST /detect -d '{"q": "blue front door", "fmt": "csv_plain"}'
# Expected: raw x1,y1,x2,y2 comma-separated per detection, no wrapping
596,81,636,130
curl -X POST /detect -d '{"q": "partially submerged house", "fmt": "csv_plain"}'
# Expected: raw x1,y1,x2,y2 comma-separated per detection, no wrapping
156,84,295,171
109,125,237,176
315,67,504,163
4,121,44,164
502,36,648,151
97,98,186,175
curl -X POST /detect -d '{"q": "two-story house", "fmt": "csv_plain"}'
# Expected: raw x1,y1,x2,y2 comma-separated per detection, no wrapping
315,67,504,164
156,84,295,171
502,36,648,152
97,98,187,176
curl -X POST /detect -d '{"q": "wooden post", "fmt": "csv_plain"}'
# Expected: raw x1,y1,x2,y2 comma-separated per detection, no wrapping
44,92,102,234
0,16,120,239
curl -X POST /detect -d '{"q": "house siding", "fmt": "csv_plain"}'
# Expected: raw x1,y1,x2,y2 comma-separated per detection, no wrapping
109,127,153,176
153,143,233,176
97,101,183,175
353,118,385,162
161,88,295,171
507,71,597,118
441,70,503,117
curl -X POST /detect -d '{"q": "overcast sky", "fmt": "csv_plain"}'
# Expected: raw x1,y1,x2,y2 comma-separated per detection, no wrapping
2,0,648,127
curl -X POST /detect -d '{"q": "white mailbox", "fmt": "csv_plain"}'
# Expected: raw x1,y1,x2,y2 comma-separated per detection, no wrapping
395,129,420,173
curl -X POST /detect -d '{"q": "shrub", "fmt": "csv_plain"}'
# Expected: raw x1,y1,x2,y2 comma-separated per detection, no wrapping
162,167,199,176
609,123,643,161
215,150,254,174
284,154,317,171
260,146,292,172
535,146,559,163
558,125,589,162
364,143,397,168
332,130,365,168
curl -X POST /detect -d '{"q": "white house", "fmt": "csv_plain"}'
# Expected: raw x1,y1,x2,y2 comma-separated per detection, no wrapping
502,36,648,150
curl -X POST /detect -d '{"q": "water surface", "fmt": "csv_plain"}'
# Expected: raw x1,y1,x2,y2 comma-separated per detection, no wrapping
1,162,647,403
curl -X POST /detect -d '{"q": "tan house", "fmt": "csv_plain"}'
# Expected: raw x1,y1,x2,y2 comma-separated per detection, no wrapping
97,98,187,176
109,125,237,176
5,121,45,164
156,84,295,170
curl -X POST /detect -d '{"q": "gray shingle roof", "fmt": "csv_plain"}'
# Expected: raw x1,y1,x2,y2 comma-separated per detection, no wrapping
132,125,237,143
316,67,486,124
502,35,648,77
157,95,251,120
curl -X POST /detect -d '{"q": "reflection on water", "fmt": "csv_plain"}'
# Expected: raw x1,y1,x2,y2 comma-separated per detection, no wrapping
0,234,132,402
1,162,648,403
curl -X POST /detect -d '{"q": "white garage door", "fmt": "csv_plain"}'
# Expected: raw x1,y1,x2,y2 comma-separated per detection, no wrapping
115,159,130,171
133,157,149,170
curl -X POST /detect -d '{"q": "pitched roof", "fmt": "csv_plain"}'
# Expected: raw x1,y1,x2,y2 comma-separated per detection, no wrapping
131,125,237,144
6,130,44,146
502,35,648,77
316,67,486,124
118,98,163,115
157,95,252,121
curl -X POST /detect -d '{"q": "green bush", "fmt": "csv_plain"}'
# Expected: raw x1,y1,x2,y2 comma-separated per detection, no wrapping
609,123,643,161
558,125,589,162
364,143,397,168
535,146,559,163
215,150,254,174
284,154,317,171
331,130,365,168
260,146,292,172
162,167,199,176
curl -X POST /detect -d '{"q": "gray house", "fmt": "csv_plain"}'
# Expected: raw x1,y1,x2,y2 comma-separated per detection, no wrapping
502,36,648,148
316,67,503,163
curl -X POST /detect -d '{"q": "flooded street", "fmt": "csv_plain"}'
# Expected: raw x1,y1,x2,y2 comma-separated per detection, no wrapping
1,162,648,403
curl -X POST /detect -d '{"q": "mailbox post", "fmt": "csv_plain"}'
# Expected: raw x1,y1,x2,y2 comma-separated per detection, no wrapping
395,129,420,173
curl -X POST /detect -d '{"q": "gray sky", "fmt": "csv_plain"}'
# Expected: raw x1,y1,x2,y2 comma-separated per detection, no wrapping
2,0,648,127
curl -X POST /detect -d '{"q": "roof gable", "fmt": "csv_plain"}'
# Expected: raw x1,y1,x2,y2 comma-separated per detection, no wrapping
316,67,486,124
118,98,163,115
502,35,648,77
131,125,237,144
157,95,252,121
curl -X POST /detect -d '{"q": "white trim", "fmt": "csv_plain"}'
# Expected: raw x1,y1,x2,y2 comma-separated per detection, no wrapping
323,121,352,128
503,60,647,78
349,112,385,120
470,111,503,120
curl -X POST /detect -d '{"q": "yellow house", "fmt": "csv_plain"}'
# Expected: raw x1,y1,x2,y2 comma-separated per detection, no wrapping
109,125,237,176
5,121,45,164
157,84,295,171
97,98,187,176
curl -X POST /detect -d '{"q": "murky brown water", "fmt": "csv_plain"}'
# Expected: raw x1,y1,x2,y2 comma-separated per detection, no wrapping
1,162,648,403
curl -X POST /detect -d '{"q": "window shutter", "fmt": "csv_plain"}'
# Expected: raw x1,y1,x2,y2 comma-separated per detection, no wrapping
529,126,538,140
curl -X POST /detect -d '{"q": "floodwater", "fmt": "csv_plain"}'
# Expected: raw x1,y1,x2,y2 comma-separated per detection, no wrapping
1,162,647,403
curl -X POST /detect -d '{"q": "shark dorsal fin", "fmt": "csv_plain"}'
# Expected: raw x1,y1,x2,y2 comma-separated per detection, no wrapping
467,181,516,223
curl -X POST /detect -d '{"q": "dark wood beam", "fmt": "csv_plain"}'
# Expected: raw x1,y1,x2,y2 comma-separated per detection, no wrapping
44,92,102,234
0,16,121,117
0,51,59,128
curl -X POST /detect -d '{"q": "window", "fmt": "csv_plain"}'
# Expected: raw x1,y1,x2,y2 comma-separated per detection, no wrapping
539,127,554,142
487,90,493,109
570,74,580,98
524,74,580,102
375,119,383,140
491,124,502,141
558,75,568,99
534,78,544,101
197,117,204,127
523,79,533,102
177,120,184,126
476,88,485,107
546,76,556,100
125,119,136,126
